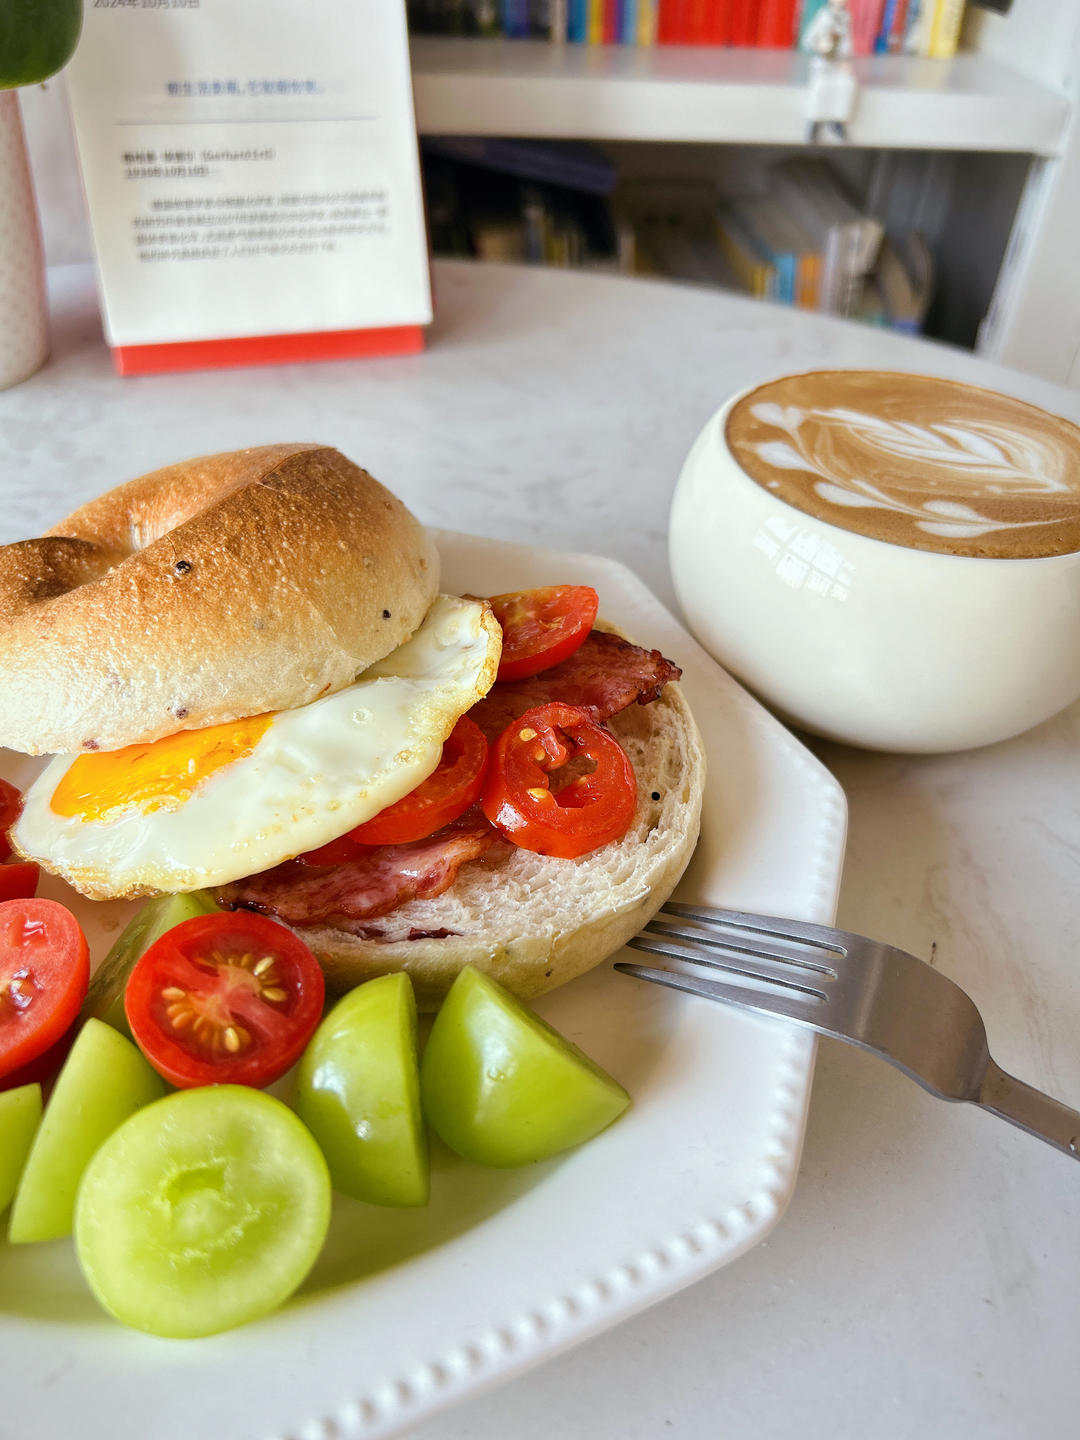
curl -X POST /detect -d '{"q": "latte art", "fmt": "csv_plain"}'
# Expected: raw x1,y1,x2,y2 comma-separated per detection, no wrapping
726,372,1080,558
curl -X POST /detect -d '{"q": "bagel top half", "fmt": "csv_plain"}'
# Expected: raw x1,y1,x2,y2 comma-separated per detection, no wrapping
0,444,439,755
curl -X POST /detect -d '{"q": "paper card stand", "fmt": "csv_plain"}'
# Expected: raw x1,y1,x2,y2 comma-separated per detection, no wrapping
66,0,432,378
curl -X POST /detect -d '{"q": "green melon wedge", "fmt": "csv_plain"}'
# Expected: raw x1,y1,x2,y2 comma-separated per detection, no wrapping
8,1018,164,1243
0,1083,42,1214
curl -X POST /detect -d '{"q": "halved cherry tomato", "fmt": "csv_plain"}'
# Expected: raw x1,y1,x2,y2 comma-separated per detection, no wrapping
0,779,23,863
0,863,39,902
0,898,90,1083
124,912,325,1089
489,586,599,682
299,715,490,863
481,702,637,859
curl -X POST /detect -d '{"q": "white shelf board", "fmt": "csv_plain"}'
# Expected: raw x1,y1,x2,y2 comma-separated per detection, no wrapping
411,38,1071,156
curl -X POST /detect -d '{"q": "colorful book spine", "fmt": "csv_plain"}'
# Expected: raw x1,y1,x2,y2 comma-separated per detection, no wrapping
702,0,728,44
903,0,932,55
888,0,910,50
717,211,774,299
928,0,964,57
411,0,953,47
875,0,893,52
636,0,658,43
501,0,529,37
728,0,758,46
851,0,886,55
657,0,690,43
757,0,796,47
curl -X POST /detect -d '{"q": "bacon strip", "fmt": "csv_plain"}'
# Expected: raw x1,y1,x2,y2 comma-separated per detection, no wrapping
470,629,681,741
221,631,681,938
218,810,502,928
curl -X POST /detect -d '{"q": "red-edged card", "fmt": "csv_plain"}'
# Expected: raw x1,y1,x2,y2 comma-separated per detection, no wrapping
66,0,431,376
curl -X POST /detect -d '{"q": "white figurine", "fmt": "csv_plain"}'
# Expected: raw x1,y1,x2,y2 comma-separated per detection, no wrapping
801,0,858,144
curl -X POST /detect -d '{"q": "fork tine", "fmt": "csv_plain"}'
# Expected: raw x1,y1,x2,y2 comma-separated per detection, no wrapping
645,916,839,979
662,902,848,956
626,932,830,1001
614,961,825,1029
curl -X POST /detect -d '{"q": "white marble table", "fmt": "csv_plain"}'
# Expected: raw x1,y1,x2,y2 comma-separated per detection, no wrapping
3,260,1078,1440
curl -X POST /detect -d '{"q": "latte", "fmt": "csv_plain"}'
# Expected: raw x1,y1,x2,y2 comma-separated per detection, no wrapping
725,370,1080,559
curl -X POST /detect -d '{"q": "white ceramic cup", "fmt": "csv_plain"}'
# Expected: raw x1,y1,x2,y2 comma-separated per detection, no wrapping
668,386,1080,753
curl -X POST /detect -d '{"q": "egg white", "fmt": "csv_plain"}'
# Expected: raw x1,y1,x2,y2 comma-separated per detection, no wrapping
14,595,501,900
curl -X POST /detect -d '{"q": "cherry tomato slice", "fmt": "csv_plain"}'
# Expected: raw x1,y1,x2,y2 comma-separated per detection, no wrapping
481,702,637,859
489,586,599,682
0,863,39,903
299,715,490,863
0,898,90,1083
124,912,325,1089
0,778,23,863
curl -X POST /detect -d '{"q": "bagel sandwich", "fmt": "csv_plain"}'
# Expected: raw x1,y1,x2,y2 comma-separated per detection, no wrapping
3,445,704,1005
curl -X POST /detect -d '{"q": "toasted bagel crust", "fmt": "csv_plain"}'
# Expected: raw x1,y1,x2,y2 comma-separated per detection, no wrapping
0,445,439,754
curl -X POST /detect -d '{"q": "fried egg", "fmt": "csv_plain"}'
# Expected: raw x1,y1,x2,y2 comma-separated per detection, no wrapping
14,595,501,900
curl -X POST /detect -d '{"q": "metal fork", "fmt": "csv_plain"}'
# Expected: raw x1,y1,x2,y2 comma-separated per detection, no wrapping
617,903,1080,1162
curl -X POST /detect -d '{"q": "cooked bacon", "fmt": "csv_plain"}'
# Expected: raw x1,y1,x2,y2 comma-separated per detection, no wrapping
470,629,681,741
218,810,503,928
219,629,682,939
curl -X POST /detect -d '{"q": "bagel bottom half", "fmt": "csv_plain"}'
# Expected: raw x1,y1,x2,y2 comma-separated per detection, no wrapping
301,683,705,1010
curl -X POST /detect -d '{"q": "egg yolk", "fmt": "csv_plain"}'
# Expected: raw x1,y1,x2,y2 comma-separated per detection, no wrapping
50,714,273,822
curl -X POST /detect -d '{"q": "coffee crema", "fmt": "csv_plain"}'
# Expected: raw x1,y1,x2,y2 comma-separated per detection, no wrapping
725,370,1080,559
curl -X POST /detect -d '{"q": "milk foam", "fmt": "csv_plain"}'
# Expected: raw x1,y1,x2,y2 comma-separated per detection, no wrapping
749,401,1070,539
726,372,1080,559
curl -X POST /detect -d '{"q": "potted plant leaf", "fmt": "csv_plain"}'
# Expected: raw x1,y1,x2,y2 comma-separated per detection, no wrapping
0,0,83,388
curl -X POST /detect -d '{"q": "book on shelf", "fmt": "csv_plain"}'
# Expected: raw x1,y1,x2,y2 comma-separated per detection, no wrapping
757,0,799,49
637,0,659,45
422,143,930,336
874,0,910,53
871,231,933,331
727,0,758,46
422,138,621,270
407,0,970,50
725,197,800,303
765,157,883,316
851,0,887,55
927,0,965,57
717,208,776,297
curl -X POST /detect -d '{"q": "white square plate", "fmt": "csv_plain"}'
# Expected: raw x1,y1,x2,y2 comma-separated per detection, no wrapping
0,532,847,1440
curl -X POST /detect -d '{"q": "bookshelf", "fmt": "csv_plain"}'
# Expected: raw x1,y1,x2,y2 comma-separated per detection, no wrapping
409,0,1080,389
411,39,1070,157
16,1,1080,386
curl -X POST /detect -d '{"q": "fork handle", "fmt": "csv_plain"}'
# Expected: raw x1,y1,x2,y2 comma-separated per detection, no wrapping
976,1060,1080,1161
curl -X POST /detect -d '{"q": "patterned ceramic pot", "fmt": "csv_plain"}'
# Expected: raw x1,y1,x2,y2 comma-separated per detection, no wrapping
0,90,49,389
